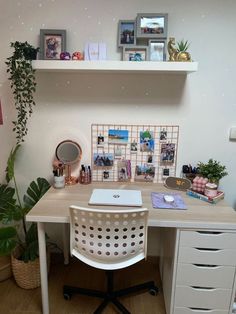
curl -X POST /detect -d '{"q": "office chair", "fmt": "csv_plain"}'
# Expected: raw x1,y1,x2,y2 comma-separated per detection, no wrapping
63,205,158,314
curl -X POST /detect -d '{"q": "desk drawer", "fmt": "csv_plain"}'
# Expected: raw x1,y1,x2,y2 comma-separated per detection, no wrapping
180,230,236,249
176,263,235,288
174,307,228,314
178,246,236,266
175,286,231,309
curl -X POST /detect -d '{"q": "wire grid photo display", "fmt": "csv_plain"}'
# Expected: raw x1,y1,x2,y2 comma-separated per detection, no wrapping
91,124,179,183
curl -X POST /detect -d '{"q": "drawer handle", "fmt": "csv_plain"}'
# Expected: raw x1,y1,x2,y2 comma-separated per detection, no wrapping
196,231,222,235
193,263,218,268
189,308,211,312
191,286,215,291
195,247,221,252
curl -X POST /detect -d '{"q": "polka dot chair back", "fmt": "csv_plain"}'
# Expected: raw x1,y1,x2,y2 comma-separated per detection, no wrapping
69,205,149,270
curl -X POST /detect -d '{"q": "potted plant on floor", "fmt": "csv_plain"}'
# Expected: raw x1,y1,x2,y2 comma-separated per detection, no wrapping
5,41,39,144
0,145,50,289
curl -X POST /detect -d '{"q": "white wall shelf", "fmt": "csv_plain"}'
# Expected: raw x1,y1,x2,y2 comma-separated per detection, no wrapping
32,60,198,74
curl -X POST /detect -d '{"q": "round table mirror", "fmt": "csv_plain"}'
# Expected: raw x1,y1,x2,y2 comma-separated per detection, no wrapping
55,140,82,185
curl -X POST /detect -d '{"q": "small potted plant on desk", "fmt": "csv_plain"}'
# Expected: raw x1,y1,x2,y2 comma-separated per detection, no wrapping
191,159,228,198
0,145,50,289
197,158,228,186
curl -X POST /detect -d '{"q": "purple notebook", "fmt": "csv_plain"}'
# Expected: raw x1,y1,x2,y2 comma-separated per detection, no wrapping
151,192,187,210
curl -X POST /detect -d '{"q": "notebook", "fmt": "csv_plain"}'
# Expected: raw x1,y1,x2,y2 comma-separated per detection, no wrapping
88,189,142,207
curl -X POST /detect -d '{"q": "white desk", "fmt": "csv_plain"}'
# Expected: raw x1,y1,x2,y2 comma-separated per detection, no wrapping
26,182,236,314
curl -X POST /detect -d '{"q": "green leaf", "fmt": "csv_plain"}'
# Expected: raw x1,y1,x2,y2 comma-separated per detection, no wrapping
5,145,21,182
0,226,17,256
23,177,50,212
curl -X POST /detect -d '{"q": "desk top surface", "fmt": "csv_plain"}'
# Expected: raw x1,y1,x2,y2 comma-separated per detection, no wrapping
26,182,236,230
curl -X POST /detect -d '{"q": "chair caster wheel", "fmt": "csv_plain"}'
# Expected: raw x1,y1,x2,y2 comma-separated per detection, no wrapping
64,293,72,300
149,287,158,296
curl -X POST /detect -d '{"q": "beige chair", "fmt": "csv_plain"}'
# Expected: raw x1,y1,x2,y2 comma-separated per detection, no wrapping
63,205,158,314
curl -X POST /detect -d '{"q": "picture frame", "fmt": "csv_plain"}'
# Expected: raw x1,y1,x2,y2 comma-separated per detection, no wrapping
140,130,154,152
40,29,66,60
123,46,148,61
93,153,114,167
160,143,175,163
136,13,168,38
118,20,136,47
148,39,167,61
134,165,155,182
108,129,129,144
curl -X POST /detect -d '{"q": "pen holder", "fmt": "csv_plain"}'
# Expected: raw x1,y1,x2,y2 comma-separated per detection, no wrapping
79,170,91,184
53,175,65,189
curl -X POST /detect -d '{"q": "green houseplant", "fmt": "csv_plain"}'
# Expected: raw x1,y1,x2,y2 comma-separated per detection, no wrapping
198,158,228,184
5,41,39,144
176,39,190,52
0,145,50,260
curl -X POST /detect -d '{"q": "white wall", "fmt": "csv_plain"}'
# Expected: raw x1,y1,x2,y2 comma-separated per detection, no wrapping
1,0,236,251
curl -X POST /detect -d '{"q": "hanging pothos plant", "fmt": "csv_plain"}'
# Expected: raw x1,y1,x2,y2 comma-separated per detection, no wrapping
5,41,39,144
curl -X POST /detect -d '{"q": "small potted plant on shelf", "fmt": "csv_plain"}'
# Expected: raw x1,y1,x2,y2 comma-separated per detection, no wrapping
197,158,228,185
5,41,39,144
0,145,50,289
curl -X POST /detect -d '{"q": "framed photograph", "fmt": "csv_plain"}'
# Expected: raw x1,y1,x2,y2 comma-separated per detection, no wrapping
160,143,175,163
40,29,66,60
108,129,129,144
130,140,138,153
134,165,155,182
93,153,114,167
148,39,166,61
136,13,168,38
123,46,148,61
140,130,154,152
160,128,167,141
118,20,136,47
97,134,104,146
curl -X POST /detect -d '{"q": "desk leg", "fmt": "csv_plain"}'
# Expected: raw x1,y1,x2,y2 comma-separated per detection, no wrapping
62,223,70,265
37,222,49,314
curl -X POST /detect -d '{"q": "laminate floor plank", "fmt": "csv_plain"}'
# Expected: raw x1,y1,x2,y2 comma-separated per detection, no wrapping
0,256,166,314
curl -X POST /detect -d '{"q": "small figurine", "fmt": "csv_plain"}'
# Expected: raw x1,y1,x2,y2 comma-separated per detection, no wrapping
72,51,84,60
60,52,71,60
167,37,191,62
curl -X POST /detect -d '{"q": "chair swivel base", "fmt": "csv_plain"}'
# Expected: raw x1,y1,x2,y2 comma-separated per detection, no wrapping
63,271,158,314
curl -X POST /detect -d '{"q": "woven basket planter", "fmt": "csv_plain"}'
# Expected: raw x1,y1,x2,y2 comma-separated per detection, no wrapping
0,255,12,282
11,246,50,289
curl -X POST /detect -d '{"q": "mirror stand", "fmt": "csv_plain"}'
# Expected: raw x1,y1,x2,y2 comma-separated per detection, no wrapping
65,164,78,185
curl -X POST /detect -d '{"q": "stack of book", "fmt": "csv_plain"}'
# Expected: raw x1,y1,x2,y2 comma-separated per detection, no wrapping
186,189,224,204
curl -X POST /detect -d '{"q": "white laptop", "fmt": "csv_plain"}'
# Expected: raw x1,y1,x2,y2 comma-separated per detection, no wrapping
88,189,142,207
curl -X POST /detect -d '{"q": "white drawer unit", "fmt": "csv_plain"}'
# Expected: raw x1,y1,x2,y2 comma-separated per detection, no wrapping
172,229,236,314
175,286,231,309
178,246,236,265
176,263,235,288
180,230,236,249
174,307,228,314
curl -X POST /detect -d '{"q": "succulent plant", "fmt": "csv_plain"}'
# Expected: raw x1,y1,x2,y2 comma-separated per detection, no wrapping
176,39,190,52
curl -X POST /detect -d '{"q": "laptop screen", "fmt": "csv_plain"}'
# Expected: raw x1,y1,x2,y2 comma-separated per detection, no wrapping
88,189,142,207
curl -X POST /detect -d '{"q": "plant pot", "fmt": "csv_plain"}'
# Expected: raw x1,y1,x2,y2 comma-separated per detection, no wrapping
11,246,50,289
0,255,12,282
23,48,38,60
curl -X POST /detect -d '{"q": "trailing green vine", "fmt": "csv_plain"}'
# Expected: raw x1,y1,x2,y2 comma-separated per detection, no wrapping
5,41,39,144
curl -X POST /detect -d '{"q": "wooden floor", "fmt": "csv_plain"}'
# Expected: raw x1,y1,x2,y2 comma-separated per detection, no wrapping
0,255,166,314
